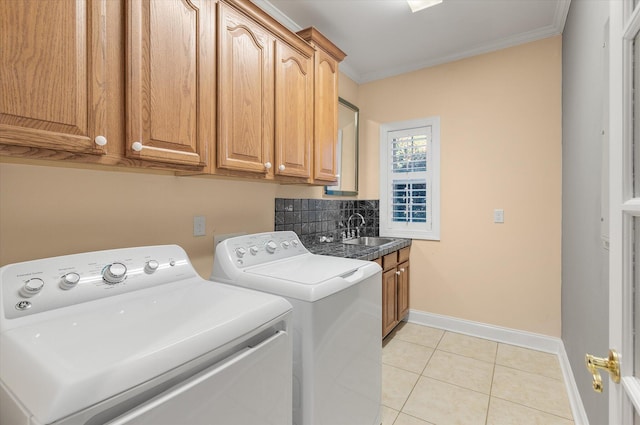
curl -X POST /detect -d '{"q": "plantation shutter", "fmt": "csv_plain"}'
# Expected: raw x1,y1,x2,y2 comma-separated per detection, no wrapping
380,116,439,240
387,126,432,231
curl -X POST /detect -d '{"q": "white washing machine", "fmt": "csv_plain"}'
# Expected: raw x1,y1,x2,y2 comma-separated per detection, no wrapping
211,231,382,425
0,245,293,425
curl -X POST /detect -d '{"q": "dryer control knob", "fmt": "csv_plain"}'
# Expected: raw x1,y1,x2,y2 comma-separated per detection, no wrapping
281,241,290,249
144,260,159,274
60,272,80,290
20,278,45,297
249,246,259,255
235,247,247,258
291,240,299,247
265,241,278,254
103,263,127,284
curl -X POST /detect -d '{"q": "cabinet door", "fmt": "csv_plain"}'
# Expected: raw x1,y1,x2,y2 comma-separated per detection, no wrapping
274,41,312,179
382,268,399,337
217,3,273,174
312,48,339,182
0,0,107,155
127,0,213,167
397,260,410,321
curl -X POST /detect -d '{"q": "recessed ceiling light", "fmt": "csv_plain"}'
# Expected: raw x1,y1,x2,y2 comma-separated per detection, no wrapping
407,0,443,13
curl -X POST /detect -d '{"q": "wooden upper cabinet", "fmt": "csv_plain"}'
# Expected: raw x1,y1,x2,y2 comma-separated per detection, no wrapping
274,40,313,179
126,0,213,167
313,48,340,181
297,27,346,183
217,2,274,174
0,0,108,155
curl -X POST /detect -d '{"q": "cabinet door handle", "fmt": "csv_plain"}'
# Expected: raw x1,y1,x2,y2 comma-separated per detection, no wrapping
264,162,272,170
94,135,107,146
399,268,405,273
278,164,286,171
395,271,401,276
131,141,143,152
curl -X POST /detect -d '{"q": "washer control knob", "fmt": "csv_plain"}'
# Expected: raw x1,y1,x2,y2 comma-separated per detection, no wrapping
249,246,259,255
144,260,159,274
103,263,127,284
265,241,278,254
20,278,45,298
281,241,290,249
235,247,247,258
291,240,299,247
59,272,80,290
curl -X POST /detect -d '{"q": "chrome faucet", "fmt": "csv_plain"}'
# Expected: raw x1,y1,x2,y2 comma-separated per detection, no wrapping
346,213,366,239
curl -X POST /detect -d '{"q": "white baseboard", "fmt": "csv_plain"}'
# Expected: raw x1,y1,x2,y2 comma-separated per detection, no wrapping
406,309,590,425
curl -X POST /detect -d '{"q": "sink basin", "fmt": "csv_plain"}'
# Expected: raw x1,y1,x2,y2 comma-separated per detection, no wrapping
342,237,395,247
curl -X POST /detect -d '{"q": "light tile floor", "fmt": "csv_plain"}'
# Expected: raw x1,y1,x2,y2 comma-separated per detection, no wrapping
382,322,575,425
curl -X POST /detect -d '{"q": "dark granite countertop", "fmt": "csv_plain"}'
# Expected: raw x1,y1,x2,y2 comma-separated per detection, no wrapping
306,238,411,261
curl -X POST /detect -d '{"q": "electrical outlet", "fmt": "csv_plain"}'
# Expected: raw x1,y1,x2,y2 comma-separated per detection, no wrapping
193,216,206,236
494,209,504,224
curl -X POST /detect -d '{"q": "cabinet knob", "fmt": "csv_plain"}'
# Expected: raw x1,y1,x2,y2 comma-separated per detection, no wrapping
264,162,272,170
396,271,401,276
94,135,107,146
131,141,143,152
399,268,405,273
278,164,286,171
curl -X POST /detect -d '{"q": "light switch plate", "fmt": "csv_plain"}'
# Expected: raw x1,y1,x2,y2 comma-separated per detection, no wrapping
193,216,206,236
494,209,504,224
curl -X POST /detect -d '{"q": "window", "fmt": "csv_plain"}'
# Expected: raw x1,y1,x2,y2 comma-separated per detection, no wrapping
379,117,440,240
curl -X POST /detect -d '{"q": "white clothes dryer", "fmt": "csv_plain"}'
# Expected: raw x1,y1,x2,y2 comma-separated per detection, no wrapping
211,231,382,425
0,245,292,425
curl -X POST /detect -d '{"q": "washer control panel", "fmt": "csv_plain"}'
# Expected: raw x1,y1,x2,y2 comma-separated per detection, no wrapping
218,231,308,268
0,245,197,320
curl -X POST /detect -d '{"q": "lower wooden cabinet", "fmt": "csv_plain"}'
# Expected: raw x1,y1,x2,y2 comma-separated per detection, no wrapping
382,268,399,337
397,259,410,321
378,246,411,338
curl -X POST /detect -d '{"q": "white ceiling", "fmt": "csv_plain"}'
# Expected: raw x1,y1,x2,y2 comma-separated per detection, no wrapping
254,0,571,84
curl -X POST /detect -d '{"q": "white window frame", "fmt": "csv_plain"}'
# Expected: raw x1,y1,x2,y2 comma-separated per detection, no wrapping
379,117,440,240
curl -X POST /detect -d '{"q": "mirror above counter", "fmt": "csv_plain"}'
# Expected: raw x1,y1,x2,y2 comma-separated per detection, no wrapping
325,98,358,196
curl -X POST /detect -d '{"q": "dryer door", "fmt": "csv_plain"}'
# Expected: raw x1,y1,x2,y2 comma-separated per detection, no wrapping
107,330,291,425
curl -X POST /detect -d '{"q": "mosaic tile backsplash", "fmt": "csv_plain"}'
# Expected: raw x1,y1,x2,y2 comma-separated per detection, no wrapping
275,198,379,246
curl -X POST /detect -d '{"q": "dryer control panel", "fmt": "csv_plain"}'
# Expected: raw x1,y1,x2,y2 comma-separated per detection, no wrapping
215,231,308,269
0,245,197,322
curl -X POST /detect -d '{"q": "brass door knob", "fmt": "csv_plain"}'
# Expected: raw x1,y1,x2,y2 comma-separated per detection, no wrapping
585,349,620,393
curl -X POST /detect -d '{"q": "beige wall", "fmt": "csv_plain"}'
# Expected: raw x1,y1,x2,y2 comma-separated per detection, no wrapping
0,159,282,279
358,36,562,336
338,72,359,106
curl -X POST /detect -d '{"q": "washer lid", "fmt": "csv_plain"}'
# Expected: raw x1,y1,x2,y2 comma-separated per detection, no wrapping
246,254,364,285
0,279,291,424
239,254,380,302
